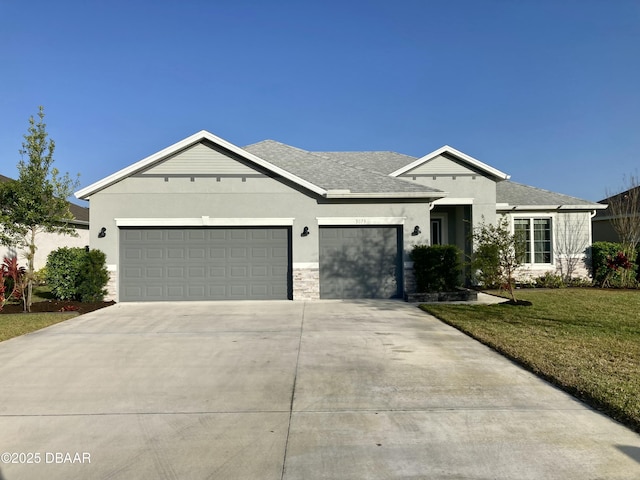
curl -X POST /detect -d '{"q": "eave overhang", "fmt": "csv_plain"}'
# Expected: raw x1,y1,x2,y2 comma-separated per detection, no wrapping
75,130,328,200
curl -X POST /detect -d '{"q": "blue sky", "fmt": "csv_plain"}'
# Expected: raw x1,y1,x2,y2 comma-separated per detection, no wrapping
1,0,638,203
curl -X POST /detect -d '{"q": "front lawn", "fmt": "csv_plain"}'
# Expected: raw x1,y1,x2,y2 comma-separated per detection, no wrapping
421,289,640,433
0,312,78,342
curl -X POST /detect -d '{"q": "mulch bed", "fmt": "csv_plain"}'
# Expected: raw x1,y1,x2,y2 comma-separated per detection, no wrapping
1,300,116,315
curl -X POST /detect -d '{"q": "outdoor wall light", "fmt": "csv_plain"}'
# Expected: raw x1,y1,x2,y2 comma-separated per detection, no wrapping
412,226,421,236
301,226,310,237
98,227,107,238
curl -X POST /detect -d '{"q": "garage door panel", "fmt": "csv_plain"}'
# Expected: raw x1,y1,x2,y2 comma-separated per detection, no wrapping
120,227,290,301
319,226,401,299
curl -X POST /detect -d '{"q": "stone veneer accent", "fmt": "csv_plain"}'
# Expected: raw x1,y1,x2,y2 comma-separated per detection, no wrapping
105,266,118,302
293,265,320,300
403,264,416,295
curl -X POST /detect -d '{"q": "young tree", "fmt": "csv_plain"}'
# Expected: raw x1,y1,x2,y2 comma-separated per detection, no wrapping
554,214,590,283
471,215,525,302
0,106,80,311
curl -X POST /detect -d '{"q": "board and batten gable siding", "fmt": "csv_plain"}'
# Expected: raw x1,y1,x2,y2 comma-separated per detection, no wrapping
398,152,499,229
403,154,479,176
141,142,261,176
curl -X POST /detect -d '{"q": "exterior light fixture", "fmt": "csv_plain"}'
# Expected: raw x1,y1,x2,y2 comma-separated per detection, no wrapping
301,226,310,237
98,227,107,238
412,226,421,236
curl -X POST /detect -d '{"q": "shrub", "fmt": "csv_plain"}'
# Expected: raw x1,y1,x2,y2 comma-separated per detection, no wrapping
591,242,638,288
471,242,502,288
535,272,565,288
75,249,109,302
411,244,462,292
46,247,109,301
46,247,85,300
1,256,26,310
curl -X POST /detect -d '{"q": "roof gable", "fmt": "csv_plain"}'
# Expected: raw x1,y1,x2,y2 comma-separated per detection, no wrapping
391,145,510,181
140,142,260,176
244,140,445,198
75,131,326,199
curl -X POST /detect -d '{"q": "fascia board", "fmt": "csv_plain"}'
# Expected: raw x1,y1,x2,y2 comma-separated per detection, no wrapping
75,130,327,199
323,191,448,199
115,217,296,227
390,145,510,180
497,204,609,211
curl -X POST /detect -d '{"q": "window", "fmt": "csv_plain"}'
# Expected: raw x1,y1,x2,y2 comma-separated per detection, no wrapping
431,219,442,245
514,218,552,264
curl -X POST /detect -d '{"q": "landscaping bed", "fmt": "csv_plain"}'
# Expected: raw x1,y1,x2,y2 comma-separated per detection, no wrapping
1,300,115,315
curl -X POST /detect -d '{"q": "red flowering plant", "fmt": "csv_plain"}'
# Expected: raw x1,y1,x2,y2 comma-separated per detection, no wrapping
602,251,635,288
0,256,26,311
607,251,633,271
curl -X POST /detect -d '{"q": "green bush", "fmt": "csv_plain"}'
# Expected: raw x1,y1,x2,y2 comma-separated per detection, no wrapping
470,242,502,288
591,242,638,288
46,247,85,300
411,244,462,292
535,272,565,288
46,247,109,301
76,249,109,302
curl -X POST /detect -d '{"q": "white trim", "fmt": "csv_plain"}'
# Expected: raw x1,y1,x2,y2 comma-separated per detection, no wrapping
75,130,327,199
498,204,608,211
432,197,474,205
430,213,449,245
324,191,445,199
106,264,117,272
390,145,510,180
293,262,319,269
115,217,295,227
316,217,406,226
509,214,555,266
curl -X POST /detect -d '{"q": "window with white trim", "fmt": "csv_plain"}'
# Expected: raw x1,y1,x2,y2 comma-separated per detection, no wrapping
513,217,552,264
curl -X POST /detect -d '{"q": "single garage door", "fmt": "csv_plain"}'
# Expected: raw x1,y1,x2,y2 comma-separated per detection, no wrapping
319,226,402,299
120,227,291,301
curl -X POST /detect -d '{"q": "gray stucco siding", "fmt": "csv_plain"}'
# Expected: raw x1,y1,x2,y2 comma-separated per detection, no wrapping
89,175,431,301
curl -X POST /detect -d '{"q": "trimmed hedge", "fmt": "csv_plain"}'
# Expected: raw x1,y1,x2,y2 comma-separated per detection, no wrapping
411,244,462,293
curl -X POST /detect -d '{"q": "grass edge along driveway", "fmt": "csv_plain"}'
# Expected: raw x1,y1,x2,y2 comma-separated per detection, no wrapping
421,289,640,434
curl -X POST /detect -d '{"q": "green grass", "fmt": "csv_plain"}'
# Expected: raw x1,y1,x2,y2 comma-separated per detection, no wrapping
0,312,78,342
421,289,640,433
0,285,76,342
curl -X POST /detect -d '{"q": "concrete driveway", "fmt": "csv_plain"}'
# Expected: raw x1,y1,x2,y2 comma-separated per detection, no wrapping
0,300,638,479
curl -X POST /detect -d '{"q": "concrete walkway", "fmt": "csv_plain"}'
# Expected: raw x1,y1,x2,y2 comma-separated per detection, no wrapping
0,300,638,479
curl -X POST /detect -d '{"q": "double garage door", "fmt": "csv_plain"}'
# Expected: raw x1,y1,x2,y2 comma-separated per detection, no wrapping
119,225,402,301
120,227,291,301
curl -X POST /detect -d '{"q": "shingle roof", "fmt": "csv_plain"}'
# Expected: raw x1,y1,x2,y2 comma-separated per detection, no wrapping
312,151,418,176
244,140,443,197
497,181,603,209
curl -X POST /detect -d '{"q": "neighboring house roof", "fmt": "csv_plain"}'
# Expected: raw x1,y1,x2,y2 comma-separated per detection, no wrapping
0,174,89,226
390,145,510,180
244,140,444,198
496,181,606,211
593,185,640,220
76,130,445,200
